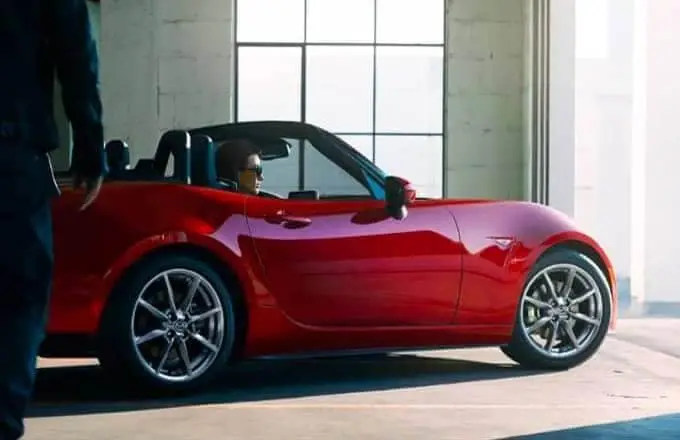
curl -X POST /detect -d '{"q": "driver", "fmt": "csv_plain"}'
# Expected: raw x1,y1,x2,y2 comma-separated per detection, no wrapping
215,139,263,195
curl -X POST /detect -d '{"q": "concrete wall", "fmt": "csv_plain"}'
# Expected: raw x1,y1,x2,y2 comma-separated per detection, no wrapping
100,0,234,164
96,0,529,196
444,0,527,200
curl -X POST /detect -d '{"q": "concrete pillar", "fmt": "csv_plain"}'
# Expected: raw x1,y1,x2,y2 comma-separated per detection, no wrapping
444,0,527,200
100,0,234,163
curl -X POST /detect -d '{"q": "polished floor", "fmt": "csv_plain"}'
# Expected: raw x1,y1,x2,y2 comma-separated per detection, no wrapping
26,319,680,440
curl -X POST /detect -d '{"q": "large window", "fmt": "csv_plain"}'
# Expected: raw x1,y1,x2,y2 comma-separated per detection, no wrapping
235,0,446,198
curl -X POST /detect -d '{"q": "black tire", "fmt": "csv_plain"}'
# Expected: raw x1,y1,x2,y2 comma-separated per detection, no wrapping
501,248,612,370
97,253,236,393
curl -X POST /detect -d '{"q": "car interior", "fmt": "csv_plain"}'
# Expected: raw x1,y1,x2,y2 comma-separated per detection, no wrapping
99,129,292,198
89,128,372,202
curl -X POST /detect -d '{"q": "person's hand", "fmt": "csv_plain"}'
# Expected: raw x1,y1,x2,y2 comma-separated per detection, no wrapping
72,173,103,211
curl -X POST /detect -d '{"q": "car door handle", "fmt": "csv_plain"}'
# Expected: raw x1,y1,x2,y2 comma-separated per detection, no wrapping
265,210,312,228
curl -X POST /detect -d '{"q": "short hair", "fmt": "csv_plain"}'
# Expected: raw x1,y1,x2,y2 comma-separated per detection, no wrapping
216,139,260,181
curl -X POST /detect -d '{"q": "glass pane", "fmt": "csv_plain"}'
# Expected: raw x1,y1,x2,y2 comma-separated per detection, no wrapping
376,0,444,44
306,46,374,133
303,141,371,197
237,47,302,122
375,46,444,133
306,0,375,43
261,139,300,195
374,135,443,198
337,135,374,162
237,0,305,42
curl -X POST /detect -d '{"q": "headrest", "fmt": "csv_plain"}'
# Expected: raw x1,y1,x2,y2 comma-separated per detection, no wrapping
190,134,217,187
155,130,191,183
104,139,130,174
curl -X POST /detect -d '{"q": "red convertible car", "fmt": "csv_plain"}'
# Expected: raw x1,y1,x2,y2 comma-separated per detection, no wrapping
45,121,617,392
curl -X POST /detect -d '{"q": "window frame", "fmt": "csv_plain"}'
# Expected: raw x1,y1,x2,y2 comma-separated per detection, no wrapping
234,0,447,198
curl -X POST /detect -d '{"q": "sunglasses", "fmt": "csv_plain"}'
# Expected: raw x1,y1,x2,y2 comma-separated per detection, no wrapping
241,164,263,178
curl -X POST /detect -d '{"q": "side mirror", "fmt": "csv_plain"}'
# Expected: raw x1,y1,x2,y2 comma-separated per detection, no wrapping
385,176,417,220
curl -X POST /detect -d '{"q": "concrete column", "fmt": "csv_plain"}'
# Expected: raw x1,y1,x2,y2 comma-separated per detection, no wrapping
444,0,527,200
100,0,234,164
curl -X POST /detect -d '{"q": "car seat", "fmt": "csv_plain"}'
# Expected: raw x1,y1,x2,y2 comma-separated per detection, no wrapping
104,139,130,179
190,134,218,187
124,130,191,182
153,130,191,183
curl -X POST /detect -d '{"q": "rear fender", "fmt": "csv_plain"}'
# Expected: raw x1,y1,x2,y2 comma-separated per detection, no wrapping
97,229,256,314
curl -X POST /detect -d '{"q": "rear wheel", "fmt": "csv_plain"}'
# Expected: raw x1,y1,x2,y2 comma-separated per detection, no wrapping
501,248,612,370
97,254,236,392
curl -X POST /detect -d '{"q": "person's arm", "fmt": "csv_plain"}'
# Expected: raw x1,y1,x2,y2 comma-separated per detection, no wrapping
44,0,105,179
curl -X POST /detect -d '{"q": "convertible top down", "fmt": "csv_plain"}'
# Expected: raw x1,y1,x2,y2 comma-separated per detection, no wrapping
45,121,617,392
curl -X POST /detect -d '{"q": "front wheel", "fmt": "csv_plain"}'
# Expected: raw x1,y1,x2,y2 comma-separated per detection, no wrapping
501,248,612,370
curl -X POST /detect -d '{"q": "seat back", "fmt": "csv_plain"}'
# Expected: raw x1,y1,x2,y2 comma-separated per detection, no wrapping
104,139,130,178
190,134,218,187
154,130,191,183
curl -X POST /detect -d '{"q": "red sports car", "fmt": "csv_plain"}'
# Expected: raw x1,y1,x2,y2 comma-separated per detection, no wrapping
45,121,617,392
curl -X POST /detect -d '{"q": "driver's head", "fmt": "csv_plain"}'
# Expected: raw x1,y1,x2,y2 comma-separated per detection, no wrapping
216,139,263,195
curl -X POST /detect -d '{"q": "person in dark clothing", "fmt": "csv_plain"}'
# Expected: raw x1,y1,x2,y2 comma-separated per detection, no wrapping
0,1,106,438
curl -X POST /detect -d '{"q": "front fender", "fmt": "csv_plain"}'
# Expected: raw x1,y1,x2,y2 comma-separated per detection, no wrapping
506,203,617,328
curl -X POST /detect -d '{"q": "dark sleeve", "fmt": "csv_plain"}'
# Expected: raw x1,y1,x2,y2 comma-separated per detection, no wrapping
45,0,106,178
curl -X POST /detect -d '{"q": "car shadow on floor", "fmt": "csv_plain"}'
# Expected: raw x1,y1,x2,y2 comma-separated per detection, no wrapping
28,353,549,418
498,412,680,439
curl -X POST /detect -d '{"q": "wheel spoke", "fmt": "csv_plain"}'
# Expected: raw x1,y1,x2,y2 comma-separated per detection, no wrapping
562,268,576,298
563,321,580,348
164,273,178,314
571,312,601,326
178,339,193,376
525,296,552,309
543,273,559,302
190,332,219,353
156,337,175,373
181,276,202,312
138,299,168,321
571,288,596,305
544,321,559,350
135,329,166,345
520,264,606,360
133,268,226,383
189,307,222,324
527,316,551,334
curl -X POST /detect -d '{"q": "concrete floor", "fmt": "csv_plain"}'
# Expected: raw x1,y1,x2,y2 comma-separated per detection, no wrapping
26,319,680,440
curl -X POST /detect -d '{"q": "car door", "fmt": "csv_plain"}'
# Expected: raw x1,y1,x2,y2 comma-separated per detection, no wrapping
245,197,464,328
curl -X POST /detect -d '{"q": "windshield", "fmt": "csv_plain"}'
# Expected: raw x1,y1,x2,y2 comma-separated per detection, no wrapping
331,135,388,181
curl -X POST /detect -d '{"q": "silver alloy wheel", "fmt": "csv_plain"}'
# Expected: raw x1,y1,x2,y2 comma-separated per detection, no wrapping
130,268,225,383
520,263,604,359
